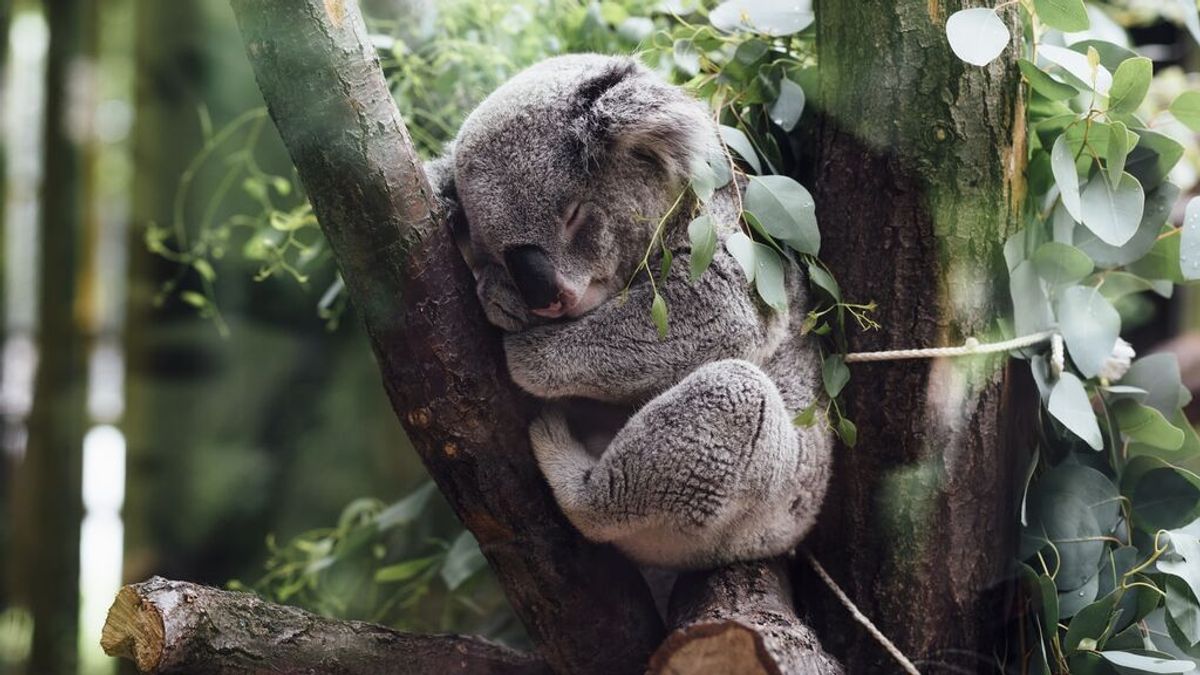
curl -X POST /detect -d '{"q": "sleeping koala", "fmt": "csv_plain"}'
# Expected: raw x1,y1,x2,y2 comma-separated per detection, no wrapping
426,54,834,570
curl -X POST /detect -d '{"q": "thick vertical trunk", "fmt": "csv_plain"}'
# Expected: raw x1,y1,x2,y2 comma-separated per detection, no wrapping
809,1,1026,671
11,0,96,671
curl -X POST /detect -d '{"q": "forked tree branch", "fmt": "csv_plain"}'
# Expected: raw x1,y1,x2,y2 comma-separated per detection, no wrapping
223,0,663,673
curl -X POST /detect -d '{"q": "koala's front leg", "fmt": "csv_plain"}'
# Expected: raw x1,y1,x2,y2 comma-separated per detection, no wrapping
530,359,832,569
506,250,787,403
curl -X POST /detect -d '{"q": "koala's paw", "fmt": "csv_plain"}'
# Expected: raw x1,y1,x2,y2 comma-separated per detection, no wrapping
528,407,580,470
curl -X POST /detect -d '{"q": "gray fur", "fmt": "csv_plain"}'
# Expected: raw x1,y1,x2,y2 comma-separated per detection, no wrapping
428,54,833,570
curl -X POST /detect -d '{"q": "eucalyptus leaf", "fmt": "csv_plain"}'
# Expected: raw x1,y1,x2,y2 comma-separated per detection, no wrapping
1123,456,1200,532
719,125,761,174
752,242,788,311
709,0,813,36
440,531,486,591
1160,531,1200,621
1053,135,1084,223
1181,197,1200,281
1063,584,1118,652
1034,0,1089,32
1121,354,1185,416
1171,91,1200,132
1011,260,1055,338
945,8,1010,67
1108,121,1130,187
1048,372,1104,450
1164,576,1200,649
822,355,850,398
1125,131,1184,191
1108,57,1153,115
1019,59,1080,100
1040,44,1114,95
1033,241,1094,286
687,214,718,282
726,231,756,280
1080,172,1145,247
1057,285,1121,379
769,79,805,132
651,292,669,338
1076,183,1177,268
1098,650,1196,673
744,175,820,255
806,262,841,301
1113,399,1185,451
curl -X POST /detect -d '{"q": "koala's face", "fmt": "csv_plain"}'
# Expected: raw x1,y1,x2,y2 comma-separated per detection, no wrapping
450,55,714,332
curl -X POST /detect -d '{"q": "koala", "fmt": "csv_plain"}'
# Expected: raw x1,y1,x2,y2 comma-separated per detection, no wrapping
425,54,834,570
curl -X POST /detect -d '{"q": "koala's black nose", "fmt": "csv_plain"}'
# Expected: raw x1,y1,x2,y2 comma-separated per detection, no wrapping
503,245,560,310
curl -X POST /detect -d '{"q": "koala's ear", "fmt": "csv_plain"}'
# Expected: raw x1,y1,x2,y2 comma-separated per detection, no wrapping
424,144,477,270
572,59,714,179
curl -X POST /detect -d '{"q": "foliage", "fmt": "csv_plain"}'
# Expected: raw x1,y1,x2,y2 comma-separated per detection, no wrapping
946,0,1200,671
230,482,523,642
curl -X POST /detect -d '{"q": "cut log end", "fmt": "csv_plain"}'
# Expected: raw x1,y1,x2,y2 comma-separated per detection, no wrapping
648,621,779,675
100,585,164,672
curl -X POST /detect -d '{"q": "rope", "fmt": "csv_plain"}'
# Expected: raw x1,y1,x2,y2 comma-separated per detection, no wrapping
801,548,922,675
843,330,1056,363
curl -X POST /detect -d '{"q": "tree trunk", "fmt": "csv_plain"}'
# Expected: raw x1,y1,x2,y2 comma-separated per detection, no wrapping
100,577,549,675
226,1,663,673
807,1,1026,672
9,0,97,671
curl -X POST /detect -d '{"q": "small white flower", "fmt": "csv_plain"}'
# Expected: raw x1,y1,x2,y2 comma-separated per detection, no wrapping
1099,338,1136,382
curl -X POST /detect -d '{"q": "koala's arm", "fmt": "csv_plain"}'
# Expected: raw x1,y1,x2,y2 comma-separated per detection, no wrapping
505,244,788,403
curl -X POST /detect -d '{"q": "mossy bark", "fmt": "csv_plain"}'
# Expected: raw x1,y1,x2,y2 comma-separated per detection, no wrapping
808,1,1029,671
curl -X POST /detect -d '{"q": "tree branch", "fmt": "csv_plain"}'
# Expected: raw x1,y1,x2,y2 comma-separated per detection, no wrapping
649,560,843,675
223,1,663,673
100,577,549,675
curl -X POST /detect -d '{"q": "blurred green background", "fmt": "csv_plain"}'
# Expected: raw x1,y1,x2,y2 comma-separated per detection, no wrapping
0,1,1198,674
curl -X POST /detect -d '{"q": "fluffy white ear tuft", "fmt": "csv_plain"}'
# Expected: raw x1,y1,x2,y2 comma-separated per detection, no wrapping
571,59,717,180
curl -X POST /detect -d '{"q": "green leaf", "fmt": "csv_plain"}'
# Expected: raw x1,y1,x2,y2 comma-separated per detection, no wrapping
687,215,718,282
180,291,207,308
1048,372,1104,450
376,483,437,531
1080,173,1145,248
1107,121,1130,187
1034,0,1089,32
1026,464,1118,591
1108,57,1153,115
375,555,438,583
751,242,788,311
192,259,216,282
1068,40,1140,72
837,417,858,448
1181,197,1200,281
659,248,673,281
719,125,761,174
1019,59,1081,100
1125,130,1184,191
793,402,819,427
1113,399,1185,450
1032,241,1094,286
1063,590,1119,653
1123,456,1200,532
1011,260,1056,338
1077,184,1176,269
1170,91,1200,132
1161,531,1200,624
1098,651,1196,673
744,176,819,255
806,261,841,301
945,8,1010,67
1057,285,1121,379
651,292,668,338
1120,354,1185,416
726,231,756,280
709,0,813,36
1040,44,1113,94
1164,576,1200,649
1096,272,1154,301
441,531,486,591
769,79,805,132
673,39,701,76
1053,135,1083,222
822,355,850,398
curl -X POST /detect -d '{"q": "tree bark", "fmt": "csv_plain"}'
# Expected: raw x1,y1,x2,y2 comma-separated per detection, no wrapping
100,577,549,675
649,560,842,675
225,1,663,673
808,1,1027,672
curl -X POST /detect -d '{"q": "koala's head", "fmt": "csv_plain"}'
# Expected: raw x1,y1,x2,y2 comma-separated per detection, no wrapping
449,54,719,332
